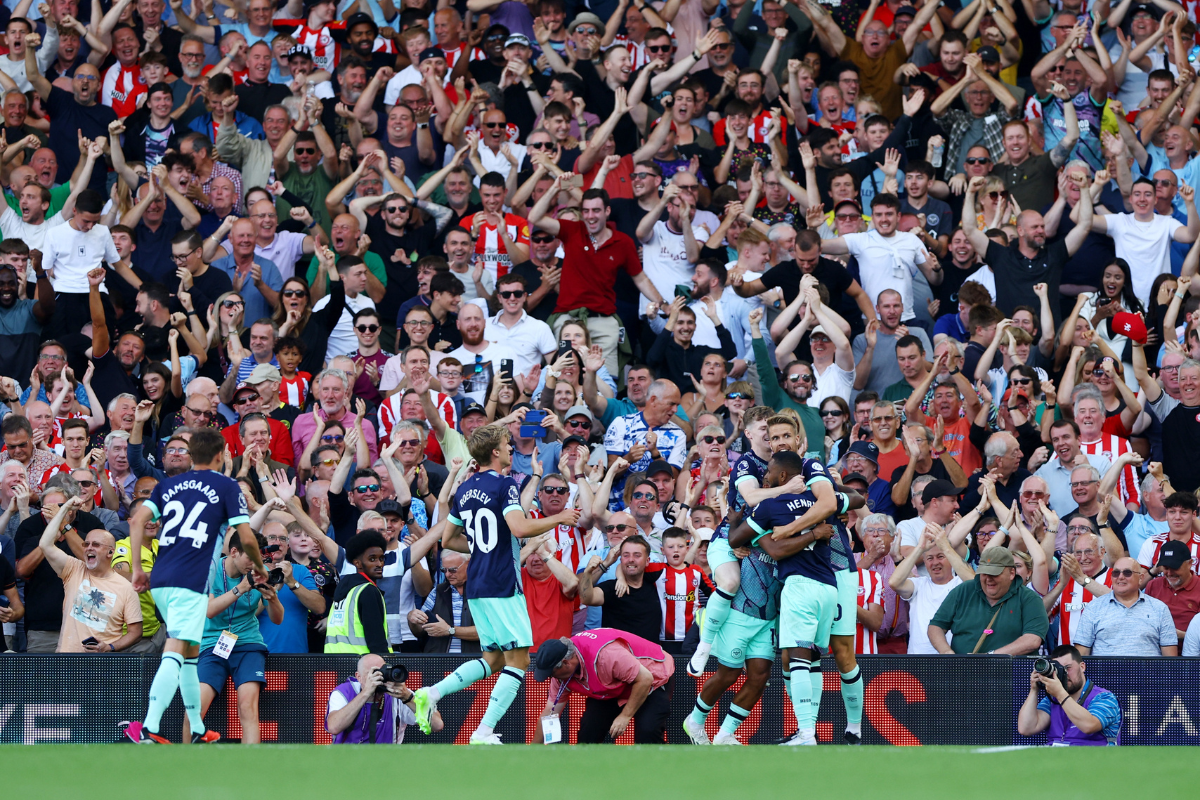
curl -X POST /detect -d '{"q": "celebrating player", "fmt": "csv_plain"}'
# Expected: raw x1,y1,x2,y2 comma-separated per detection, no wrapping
123,429,268,744
412,424,580,744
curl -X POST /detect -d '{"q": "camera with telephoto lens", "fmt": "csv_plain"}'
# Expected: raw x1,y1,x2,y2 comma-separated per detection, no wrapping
377,663,409,684
1033,657,1068,685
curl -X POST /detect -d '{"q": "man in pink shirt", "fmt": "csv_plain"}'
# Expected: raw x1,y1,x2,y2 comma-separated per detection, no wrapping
535,629,673,744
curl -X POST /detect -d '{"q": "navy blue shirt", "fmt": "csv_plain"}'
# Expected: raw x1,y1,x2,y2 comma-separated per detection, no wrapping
747,492,837,587
147,469,250,594
448,470,525,600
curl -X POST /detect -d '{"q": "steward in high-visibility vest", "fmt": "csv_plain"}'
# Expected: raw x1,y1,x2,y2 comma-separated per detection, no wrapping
325,531,390,654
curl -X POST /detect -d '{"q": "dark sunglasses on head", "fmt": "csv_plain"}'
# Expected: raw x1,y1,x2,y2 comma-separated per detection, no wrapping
541,485,569,495
356,324,380,333
702,435,726,444
281,289,306,298
604,523,631,533
353,483,381,494
498,289,525,299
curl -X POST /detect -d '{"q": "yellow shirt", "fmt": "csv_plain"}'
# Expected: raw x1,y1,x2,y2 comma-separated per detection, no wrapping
112,538,160,637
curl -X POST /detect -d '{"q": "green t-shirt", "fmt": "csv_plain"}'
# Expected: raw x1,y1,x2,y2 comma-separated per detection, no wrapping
928,575,1049,654
279,167,336,237
305,250,387,289
4,183,71,221
438,426,470,468
201,557,266,650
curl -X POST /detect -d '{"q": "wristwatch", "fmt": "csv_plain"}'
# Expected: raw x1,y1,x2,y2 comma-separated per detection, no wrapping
1080,576,1092,587
417,122,429,129
448,626,456,637
287,581,299,590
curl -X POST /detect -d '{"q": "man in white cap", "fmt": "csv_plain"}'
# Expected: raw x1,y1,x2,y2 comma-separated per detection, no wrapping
246,363,298,428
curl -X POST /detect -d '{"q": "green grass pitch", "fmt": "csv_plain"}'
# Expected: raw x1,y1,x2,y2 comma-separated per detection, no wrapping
5,744,1196,799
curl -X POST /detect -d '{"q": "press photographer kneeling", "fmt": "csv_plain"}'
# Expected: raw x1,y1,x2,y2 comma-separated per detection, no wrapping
326,654,443,743
1017,645,1122,746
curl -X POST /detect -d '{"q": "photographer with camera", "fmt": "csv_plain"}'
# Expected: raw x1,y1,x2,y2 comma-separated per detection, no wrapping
256,521,325,654
1017,645,1122,746
183,532,284,746
326,653,444,744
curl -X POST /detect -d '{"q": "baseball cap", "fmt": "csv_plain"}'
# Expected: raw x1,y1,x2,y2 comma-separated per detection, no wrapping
1130,2,1163,17
565,404,594,423
834,198,862,215
245,364,281,384
645,459,675,479
1111,311,1148,345
810,324,829,339
977,547,1016,575
562,434,589,449
376,499,406,517
847,440,879,464
533,638,570,681
287,44,314,61
921,479,965,505
976,45,1001,64
893,5,917,17
233,382,258,397
344,11,378,34
568,12,604,34
461,402,488,418
841,472,869,488
419,46,447,63
1156,540,1192,569
505,33,532,48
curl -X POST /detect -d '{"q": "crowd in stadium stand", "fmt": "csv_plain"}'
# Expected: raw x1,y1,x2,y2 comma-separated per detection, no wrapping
2,0,1200,743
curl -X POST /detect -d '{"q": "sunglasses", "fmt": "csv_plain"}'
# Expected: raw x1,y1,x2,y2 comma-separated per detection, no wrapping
281,289,306,298
726,392,750,400
486,33,506,41
964,157,991,165
1155,179,1177,188
988,190,1008,199
1021,491,1046,498
531,234,554,243
574,25,598,35
871,415,896,423
76,479,97,488
631,171,655,179
1091,368,1108,377
356,324,380,333
322,434,345,442
232,395,257,405
604,523,632,533
631,491,656,500
528,141,555,149
567,419,591,428
1010,378,1032,385
164,447,188,455
353,483,382,494
386,205,409,213
834,213,860,221
395,439,421,447
444,565,462,574
787,373,812,382
317,457,338,466
820,409,844,417
294,147,317,155
1111,568,1139,578
222,300,244,309
185,406,211,417
710,42,732,50
646,44,672,53
482,121,506,128
701,435,726,445
541,485,569,495
498,290,525,299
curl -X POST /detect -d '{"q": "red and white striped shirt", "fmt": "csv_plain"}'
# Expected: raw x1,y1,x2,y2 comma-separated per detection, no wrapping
529,508,588,575
290,23,343,72
855,568,884,654
101,62,146,118
377,390,456,447
1079,435,1140,508
279,373,311,409
461,213,529,281
648,562,709,641
1052,567,1113,646
441,41,471,72
40,463,106,506
712,109,776,148
1137,532,1200,568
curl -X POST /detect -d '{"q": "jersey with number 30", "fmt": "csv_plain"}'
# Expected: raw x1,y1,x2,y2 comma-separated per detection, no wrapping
146,469,250,594
448,470,524,600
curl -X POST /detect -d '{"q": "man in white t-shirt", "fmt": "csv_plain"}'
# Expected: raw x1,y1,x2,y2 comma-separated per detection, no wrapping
446,301,518,405
1091,177,1198,305
890,524,971,655
41,188,136,338
820,193,941,322
2,139,100,258
311,252,376,362
636,183,706,314
802,284,855,406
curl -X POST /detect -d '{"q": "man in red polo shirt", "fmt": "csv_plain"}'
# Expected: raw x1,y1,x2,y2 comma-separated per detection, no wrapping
1144,540,1200,643
526,173,665,377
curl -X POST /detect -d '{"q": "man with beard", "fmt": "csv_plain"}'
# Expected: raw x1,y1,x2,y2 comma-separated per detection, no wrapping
274,103,339,237
321,56,371,152
171,35,210,119
26,41,115,194
0,253,53,381
527,179,661,378
234,42,291,123
343,12,397,74
511,226,558,320
445,302,519,405
1018,644,1122,745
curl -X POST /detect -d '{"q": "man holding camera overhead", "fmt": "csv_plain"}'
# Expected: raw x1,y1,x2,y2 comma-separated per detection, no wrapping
1017,645,1122,746
326,653,444,744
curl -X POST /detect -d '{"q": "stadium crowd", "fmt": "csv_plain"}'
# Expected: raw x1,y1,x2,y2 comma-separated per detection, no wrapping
1,0,1200,746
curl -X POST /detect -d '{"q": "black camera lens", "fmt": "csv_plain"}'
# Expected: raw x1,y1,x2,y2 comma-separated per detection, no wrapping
267,568,284,586
378,663,409,684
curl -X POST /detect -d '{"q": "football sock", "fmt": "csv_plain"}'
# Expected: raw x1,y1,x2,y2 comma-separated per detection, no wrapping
689,696,714,728
842,666,863,733
431,657,493,702
720,703,751,736
144,651,183,733
180,657,205,734
480,666,524,730
810,659,824,720
699,589,734,645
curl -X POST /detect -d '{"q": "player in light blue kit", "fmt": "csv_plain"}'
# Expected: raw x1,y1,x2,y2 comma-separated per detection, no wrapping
412,423,580,744
123,429,268,744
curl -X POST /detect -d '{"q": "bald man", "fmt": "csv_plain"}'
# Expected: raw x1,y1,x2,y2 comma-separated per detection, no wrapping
305,213,387,303
211,216,284,322
27,51,117,195
326,652,444,742
38,496,144,653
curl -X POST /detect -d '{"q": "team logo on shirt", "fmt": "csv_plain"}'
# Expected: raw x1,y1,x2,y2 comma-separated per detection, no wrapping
78,246,86,257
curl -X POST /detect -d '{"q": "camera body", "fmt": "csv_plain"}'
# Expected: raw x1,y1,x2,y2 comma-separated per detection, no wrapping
1034,657,1069,686
266,568,285,586
376,663,409,684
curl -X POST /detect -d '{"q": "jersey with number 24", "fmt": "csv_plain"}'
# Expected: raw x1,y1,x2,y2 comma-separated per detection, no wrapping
448,470,524,600
146,469,250,593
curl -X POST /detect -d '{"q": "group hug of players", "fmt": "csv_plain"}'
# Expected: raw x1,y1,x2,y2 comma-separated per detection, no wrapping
120,411,857,746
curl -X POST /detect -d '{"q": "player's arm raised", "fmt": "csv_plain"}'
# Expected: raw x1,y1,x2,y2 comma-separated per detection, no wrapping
504,506,580,539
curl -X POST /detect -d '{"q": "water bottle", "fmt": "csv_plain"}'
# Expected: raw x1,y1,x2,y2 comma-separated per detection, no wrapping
931,141,944,169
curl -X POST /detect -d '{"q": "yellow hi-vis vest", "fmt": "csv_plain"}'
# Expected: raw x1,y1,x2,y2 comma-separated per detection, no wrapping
324,582,387,654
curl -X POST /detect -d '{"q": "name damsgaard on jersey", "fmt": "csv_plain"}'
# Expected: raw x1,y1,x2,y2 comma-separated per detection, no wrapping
161,479,222,504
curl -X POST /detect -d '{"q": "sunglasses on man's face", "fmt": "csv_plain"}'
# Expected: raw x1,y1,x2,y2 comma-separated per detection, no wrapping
701,435,726,445
386,205,409,213
482,121,506,128
604,523,631,533
1010,378,1032,385
317,457,338,466
185,406,211,417
567,419,591,428
964,157,990,165
1111,568,1139,578
631,491,656,500
353,483,381,494
356,324,380,333
396,439,421,448
294,147,317,155
498,290,525,299
726,392,750,400
531,234,554,243
322,434,344,443
528,141,555,150
232,395,256,406
787,372,812,382
541,485,569,495
646,44,672,53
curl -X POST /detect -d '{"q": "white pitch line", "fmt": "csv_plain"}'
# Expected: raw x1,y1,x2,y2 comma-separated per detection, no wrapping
972,746,1036,753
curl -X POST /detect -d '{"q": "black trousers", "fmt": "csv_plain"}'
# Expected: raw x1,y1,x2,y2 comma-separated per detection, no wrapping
576,678,673,744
